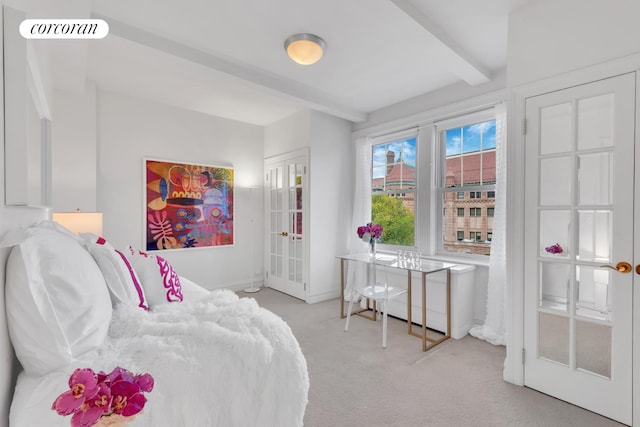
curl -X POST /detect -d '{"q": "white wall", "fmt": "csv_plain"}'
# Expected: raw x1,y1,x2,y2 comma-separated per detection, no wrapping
52,84,97,211
307,111,352,302
508,0,640,88
264,109,311,158
265,109,353,303
0,4,50,424
95,90,264,290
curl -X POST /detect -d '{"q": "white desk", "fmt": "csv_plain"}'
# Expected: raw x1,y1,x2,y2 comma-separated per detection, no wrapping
338,253,457,352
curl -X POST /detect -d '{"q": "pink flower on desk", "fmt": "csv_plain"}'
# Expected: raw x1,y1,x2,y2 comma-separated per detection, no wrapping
357,222,383,242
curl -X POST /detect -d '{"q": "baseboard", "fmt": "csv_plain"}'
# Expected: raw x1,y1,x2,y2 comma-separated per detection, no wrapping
214,279,265,292
306,289,340,304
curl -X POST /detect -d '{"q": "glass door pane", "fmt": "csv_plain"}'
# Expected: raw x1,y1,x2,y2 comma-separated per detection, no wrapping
286,160,305,296
268,165,284,288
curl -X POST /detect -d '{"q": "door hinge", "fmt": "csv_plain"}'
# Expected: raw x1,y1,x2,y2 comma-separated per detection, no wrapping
304,282,307,291
523,119,527,135
304,166,307,175
522,348,525,364
266,272,268,278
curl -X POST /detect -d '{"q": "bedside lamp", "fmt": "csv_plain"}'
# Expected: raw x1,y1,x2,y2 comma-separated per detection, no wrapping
52,210,103,235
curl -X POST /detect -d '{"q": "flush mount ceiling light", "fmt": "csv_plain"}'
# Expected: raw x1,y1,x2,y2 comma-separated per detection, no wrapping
284,33,326,65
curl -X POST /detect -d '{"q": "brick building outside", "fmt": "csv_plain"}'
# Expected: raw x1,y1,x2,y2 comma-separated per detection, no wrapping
371,150,416,209
372,148,495,255
443,148,496,255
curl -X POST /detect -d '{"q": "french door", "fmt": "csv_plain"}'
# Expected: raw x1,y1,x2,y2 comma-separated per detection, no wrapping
523,73,635,424
264,151,307,300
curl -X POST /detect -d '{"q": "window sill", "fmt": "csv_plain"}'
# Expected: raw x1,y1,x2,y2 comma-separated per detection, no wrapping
375,251,487,271
429,254,490,268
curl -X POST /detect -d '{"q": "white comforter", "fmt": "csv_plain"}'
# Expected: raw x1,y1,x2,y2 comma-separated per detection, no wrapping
10,290,309,427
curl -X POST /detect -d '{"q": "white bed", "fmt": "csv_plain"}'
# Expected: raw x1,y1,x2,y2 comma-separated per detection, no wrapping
0,221,309,427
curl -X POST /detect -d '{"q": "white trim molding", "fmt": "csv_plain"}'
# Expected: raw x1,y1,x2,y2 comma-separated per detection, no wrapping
352,89,506,140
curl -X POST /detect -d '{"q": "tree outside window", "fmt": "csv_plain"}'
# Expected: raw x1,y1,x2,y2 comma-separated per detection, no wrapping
371,136,417,246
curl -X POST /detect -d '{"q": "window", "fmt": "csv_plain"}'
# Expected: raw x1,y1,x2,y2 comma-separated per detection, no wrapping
439,116,496,255
457,231,464,241
371,135,417,246
457,208,464,217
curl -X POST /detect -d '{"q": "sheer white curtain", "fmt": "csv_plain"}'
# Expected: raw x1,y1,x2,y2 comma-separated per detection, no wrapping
344,137,371,299
469,103,507,345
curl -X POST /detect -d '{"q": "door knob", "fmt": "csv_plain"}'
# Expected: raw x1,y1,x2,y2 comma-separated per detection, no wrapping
280,232,289,237
636,264,640,275
599,261,632,273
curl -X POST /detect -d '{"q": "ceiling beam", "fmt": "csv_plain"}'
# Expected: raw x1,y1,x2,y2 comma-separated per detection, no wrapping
93,14,367,123
389,0,491,86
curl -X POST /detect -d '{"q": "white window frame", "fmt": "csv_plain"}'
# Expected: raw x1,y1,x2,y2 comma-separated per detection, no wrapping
433,109,496,259
370,127,419,250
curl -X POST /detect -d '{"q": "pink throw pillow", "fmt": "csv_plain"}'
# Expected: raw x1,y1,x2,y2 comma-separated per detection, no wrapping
126,246,183,307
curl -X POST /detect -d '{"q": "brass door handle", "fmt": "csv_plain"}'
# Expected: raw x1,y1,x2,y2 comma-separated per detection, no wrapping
599,262,632,273
636,264,640,275
279,232,289,237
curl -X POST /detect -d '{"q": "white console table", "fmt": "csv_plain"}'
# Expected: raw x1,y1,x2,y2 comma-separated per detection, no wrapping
338,253,464,352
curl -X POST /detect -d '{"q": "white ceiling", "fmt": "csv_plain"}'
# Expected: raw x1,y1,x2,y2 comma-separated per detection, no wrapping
37,0,534,126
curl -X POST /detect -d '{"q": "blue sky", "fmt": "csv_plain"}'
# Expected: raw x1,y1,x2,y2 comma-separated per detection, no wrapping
372,137,416,179
446,120,496,156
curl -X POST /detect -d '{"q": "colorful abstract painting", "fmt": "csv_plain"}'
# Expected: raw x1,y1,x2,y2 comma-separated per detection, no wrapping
145,159,234,250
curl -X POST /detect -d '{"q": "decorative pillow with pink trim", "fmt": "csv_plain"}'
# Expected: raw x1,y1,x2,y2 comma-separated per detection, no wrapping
126,246,183,307
80,234,148,311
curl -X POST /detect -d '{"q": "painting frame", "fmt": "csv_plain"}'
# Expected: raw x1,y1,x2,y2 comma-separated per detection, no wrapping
143,157,234,251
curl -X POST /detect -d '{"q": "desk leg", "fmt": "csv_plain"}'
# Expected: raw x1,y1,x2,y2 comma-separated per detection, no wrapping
407,269,452,351
446,268,451,338
407,270,412,334
340,259,345,319
422,272,427,352
340,259,376,321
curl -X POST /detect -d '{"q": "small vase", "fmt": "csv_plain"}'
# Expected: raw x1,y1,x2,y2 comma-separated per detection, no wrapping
94,414,135,427
368,239,376,258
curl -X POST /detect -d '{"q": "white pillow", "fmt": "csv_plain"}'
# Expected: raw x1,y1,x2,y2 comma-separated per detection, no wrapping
179,275,210,300
126,247,183,307
5,229,112,375
80,234,148,311
0,219,80,248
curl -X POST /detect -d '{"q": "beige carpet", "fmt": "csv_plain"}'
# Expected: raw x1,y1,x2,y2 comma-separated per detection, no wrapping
239,288,624,427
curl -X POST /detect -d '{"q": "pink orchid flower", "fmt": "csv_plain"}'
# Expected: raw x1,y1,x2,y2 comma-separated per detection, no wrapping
51,368,99,416
356,223,383,241
545,243,563,254
369,223,383,239
110,380,147,417
135,373,155,393
70,383,112,427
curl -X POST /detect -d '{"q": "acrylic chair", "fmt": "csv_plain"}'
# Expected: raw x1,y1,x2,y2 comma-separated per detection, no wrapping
344,263,407,348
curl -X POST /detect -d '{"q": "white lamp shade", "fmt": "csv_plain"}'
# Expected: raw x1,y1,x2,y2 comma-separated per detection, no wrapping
52,212,103,235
